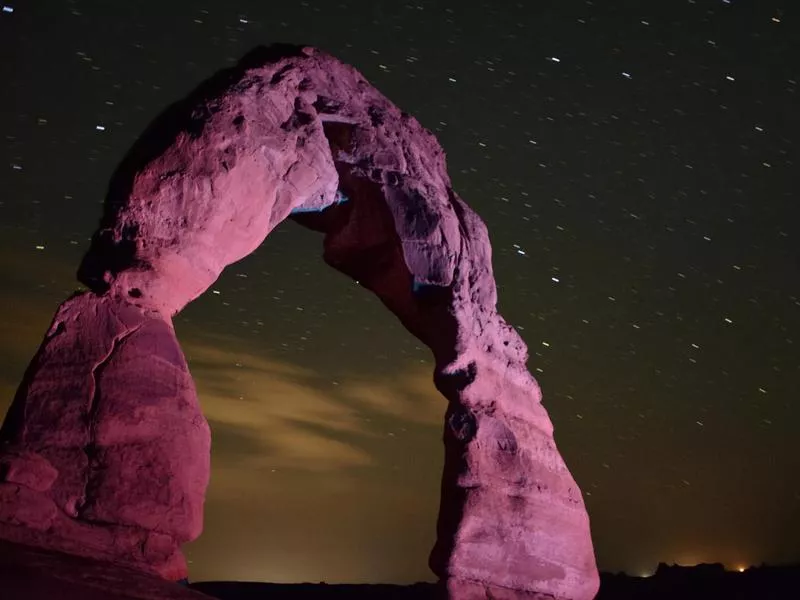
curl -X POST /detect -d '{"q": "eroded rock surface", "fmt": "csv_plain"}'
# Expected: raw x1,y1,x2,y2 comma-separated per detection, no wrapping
0,45,598,599
0,294,209,580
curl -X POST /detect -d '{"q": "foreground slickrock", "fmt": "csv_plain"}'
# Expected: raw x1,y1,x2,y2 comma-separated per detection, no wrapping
0,539,213,600
0,45,598,599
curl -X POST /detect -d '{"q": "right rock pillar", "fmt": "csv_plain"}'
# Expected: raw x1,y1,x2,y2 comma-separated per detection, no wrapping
430,352,599,600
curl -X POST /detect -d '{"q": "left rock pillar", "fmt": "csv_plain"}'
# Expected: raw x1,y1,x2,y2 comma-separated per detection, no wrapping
0,292,210,581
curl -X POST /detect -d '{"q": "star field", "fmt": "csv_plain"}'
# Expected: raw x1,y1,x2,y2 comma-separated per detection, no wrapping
0,0,798,583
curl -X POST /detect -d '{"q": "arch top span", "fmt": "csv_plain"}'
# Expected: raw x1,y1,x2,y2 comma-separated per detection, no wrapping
0,45,599,599
78,46,464,321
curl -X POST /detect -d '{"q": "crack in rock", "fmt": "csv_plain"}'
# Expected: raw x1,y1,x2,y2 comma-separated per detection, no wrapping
76,322,144,518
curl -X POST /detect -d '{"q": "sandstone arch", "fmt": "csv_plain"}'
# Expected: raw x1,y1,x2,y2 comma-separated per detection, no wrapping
0,46,598,599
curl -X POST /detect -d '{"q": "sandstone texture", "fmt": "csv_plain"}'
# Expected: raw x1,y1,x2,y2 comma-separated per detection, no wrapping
0,45,598,599
0,294,210,580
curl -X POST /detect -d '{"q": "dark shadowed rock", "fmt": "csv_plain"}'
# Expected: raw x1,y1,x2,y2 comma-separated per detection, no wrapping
0,539,213,599
0,45,597,599
191,581,440,600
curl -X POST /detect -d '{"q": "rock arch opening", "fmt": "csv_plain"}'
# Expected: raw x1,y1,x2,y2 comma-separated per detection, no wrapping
177,216,445,585
0,45,598,599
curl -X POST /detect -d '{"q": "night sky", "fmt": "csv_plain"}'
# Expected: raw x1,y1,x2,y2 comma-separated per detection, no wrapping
1,0,798,584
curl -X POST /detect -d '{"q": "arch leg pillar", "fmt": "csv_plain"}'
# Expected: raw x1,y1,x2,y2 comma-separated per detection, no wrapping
0,292,210,580
430,359,599,600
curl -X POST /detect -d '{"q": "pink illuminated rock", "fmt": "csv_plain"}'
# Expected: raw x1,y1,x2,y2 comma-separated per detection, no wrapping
0,45,598,598
0,293,209,580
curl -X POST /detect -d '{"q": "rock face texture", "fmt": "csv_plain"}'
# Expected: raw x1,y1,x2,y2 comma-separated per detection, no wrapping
0,293,209,581
0,45,598,599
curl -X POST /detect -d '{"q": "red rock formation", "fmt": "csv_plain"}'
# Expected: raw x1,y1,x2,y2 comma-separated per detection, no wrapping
0,45,598,599
0,293,209,580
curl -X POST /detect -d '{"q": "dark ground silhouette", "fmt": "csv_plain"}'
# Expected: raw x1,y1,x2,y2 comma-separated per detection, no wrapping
191,563,800,600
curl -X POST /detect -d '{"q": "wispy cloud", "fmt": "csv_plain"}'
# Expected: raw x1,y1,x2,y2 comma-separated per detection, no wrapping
178,330,444,583
181,331,442,473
